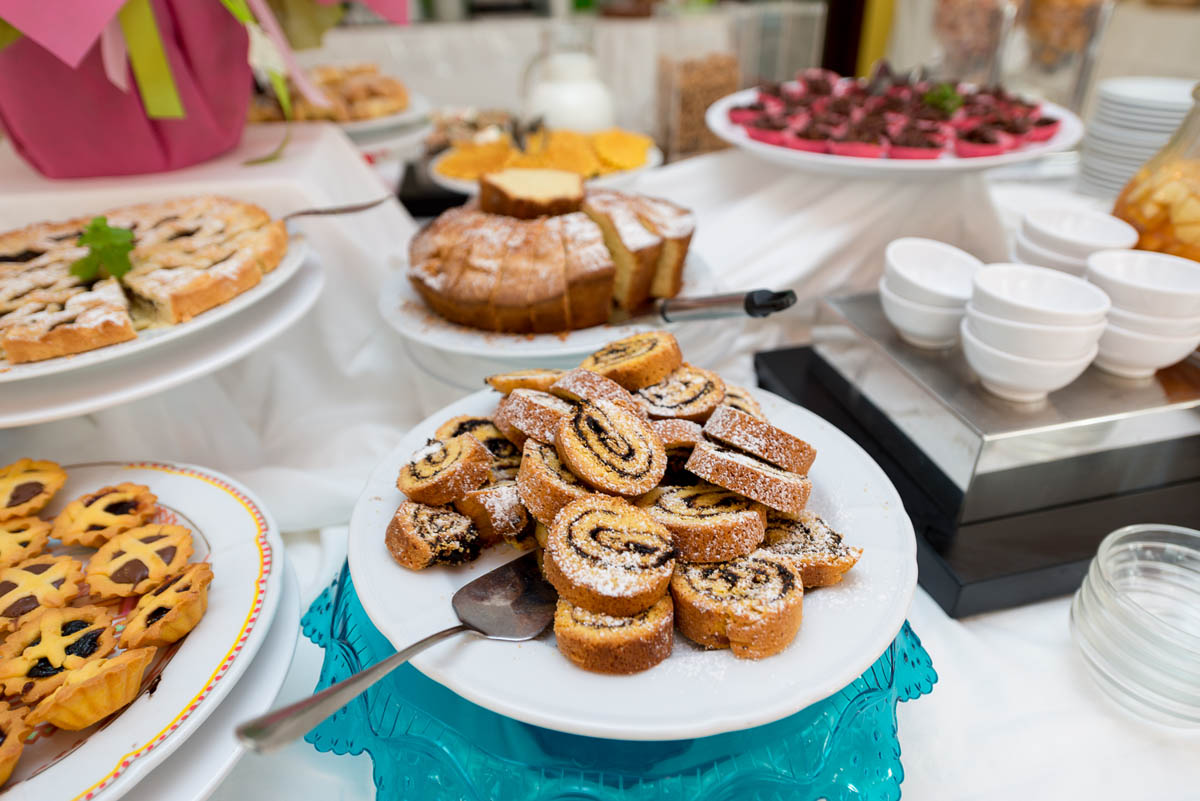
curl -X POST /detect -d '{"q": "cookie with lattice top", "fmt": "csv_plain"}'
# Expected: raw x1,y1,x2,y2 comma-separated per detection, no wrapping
0,703,29,787
86,524,193,599
0,458,66,521
0,517,50,568
0,605,115,702
0,555,84,632
120,562,213,649
52,482,158,548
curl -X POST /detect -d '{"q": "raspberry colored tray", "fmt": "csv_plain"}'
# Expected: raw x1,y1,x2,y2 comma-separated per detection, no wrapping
302,564,937,801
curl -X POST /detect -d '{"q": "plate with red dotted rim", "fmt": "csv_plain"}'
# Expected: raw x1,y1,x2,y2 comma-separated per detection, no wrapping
2,461,283,801
348,387,917,740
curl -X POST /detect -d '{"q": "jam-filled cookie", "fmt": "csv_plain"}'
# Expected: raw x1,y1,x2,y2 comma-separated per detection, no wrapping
554,595,673,674
0,606,116,702
51,482,158,548
671,549,803,659
0,704,29,787
386,501,482,571
543,495,675,617
763,510,863,588
434,416,522,480
26,647,156,730
119,562,214,649
86,524,194,599
0,555,84,631
0,459,67,521
485,368,564,395
396,435,492,506
634,363,726,423
579,330,682,390
555,399,667,497
0,517,51,568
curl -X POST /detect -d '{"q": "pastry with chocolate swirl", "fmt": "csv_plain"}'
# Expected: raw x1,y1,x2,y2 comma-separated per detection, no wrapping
721,385,765,419
764,510,862,588
554,595,673,674
671,550,803,659
386,501,482,571
638,484,766,562
635,363,726,423
543,495,675,616
556,399,667,496
485,368,563,395
685,441,811,516
453,480,528,547
396,434,492,506
550,368,646,419
704,406,817,474
579,330,682,390
652,419,703,485
434,415,522,480
494,389,575,449
516,440,592,527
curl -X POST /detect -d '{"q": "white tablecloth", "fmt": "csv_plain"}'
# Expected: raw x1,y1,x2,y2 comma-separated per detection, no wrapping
1,126,1195,800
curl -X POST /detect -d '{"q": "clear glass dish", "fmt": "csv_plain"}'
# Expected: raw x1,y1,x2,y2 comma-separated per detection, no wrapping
1070,524,1200,727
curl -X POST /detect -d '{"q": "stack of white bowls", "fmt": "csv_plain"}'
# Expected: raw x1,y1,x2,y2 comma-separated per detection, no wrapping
1014,208,1139,275
1086,250,1200,378
878,238,982,349
963,264,1109,403
1081,77,1194,197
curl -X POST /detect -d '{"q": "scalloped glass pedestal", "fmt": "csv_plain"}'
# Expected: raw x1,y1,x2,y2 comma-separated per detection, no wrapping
302,565,937,801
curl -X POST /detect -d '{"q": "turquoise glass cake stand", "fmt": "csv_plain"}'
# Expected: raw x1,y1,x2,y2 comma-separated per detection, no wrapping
302,564,937,801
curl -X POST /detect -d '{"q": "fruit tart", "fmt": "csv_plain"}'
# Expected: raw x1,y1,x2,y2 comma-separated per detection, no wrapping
0,459,66,521
26,647,156,730
0,517,51,568
119,562,214,649
0,555,85,632
86,524,193,599
52,482,158,548
0,704,29,787
0,606,115,702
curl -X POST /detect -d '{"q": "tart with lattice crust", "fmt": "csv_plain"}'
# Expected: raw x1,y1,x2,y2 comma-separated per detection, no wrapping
120,562,213,649
0,703,29,787
0,517,50,568
52,482,158,548
86,524,193,599
0,606,115,702
0,555,84,632
0,458,66,521
0,277,136,364
26,647,156,731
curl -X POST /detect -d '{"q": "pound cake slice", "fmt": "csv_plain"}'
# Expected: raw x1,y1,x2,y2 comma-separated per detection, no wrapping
583,189,662,311
633,195,695,298
445,216,515,330
544,212,614,330
523,219,571,333
479,168,584,219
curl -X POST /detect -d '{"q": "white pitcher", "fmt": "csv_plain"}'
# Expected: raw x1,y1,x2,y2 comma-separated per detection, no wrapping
522,24,615,132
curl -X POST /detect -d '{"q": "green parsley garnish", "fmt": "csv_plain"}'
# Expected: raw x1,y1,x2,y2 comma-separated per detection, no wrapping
70,216,135,283
923,83,963,115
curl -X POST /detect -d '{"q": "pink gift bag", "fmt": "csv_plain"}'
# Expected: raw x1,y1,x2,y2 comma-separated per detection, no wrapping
0,0,251,179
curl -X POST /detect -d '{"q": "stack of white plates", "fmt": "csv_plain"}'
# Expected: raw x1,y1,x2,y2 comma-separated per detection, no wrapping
1080,77,1194,197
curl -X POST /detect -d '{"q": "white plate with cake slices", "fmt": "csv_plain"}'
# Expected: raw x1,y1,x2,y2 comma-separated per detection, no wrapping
4,460,285,801
705,88,1082,177
0,240,309,384
378,250,721,362
338,92,432,137
427,145,665,196
347,387,918,740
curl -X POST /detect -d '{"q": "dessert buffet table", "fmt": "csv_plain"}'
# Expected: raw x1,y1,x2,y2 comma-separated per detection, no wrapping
2,125,1196,800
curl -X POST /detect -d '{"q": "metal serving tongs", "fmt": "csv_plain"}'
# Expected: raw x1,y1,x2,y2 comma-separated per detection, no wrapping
617,288,797,325
282,196,393,221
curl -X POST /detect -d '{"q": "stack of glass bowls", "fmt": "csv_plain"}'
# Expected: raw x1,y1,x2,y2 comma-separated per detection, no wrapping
1070,524,1200,727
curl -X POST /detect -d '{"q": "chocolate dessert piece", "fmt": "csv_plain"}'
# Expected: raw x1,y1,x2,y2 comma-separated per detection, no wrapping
805,75,834,95
748,116,788,131
891,127,939,148
961,126,1000,144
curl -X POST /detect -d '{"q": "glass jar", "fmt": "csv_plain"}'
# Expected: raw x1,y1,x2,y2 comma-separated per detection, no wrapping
1069,524,1200,727
1112,82,1200,262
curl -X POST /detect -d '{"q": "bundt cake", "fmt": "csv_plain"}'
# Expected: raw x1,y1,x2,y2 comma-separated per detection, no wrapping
408,182,694,334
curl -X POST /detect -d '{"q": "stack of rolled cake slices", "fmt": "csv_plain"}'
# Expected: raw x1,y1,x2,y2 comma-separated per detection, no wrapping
386,330,862,674
407,168,695,334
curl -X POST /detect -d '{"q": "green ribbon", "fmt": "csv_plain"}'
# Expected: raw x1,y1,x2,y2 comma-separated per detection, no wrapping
118,0,184,118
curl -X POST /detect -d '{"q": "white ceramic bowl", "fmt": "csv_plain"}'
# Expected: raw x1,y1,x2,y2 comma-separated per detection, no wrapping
961,319,1097,403
966,304,1105,361
1094,322,1200,379
1012,229,1089,276
879,278,963,349
1107,306,1200,338
884,237,982,308
1021,208,1139,259
972,263,1111,326
1085,250,1200,318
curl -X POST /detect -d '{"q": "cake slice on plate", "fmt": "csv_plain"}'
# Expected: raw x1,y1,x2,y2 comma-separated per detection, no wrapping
544,212,614,331
582,189,662,311
479,168,584,220
0,277,135,364
633,195,695,299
